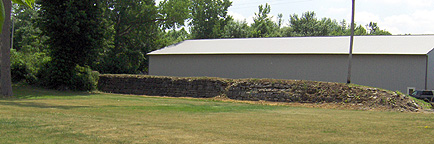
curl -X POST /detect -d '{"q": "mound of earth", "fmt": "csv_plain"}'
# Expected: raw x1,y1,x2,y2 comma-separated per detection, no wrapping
225,79,422,112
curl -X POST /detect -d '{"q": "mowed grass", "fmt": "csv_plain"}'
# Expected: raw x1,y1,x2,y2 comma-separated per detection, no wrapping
1,86,434,143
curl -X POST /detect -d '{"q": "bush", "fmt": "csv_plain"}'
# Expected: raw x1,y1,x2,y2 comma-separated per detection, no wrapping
72,66,100,91
11,49,50,84
37,63,99,91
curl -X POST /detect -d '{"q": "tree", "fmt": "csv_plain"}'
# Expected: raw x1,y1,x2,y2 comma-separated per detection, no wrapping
189,0,232,39
11,2,48,84
98,0,159,74
250,3,278,38
161,28,190,46
39,0,104,90
223,19,250,38
12,3,46,52
158,0,191,29
367,22,391,35
97,0,190,74
290,11,330,36
353,25,368,35
0,0,34,97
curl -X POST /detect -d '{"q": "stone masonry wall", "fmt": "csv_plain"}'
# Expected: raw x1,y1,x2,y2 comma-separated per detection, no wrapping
98,74,228,98
98,75,422,112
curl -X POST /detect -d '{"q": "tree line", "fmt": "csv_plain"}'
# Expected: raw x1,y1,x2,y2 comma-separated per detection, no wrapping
11,0,391,91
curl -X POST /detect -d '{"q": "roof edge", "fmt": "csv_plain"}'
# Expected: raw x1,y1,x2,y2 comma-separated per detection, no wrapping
148,53,428,56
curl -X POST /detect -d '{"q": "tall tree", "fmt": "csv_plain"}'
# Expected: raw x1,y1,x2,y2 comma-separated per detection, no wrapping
158,0,191,29
290,11,330,36
98,0,190,74
100,0,159,74
39,0,104,90
0,0,34,97
250,3,277,38
189,0,232,39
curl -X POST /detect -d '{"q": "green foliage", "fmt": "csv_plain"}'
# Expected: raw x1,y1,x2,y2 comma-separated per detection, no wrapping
158,0,191,29
289,11,330,36
11,0,34,8
97,0,161,74
287,11,389,37
189,0,232,39
99,48,146,74
410,96,433,109
73,66,100,91
250,3,278,38
0,0,34,33
160,28,190,46
12,3,47,52
10,1,48,85
223,19,250,38
39,0,104,67
38,0,104,90
38,64,99,91
11,49,49,84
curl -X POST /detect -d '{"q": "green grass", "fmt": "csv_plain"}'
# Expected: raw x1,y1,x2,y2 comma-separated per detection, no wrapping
1,86,434,143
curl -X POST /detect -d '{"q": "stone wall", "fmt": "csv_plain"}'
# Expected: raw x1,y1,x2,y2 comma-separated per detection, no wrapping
98,75,421,112
227,79,390,103
98,74,228,98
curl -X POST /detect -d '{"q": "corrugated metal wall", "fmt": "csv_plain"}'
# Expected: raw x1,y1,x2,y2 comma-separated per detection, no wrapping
149,54,426,93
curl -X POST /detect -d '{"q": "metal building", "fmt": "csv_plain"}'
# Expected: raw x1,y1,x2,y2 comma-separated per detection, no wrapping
148,35,434,93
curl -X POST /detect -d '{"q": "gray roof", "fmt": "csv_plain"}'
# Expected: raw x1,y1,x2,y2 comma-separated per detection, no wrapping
148,35,434,55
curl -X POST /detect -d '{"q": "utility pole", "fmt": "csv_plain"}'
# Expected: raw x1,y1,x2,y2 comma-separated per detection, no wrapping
347,0,355,84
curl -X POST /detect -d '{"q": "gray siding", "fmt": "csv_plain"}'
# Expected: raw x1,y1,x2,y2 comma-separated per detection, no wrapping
149,54,426,93
351,55,426,92
427,51,434,90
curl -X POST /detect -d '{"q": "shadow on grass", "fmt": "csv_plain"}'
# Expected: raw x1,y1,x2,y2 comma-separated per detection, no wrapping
2,85,95,100
0,101,91,109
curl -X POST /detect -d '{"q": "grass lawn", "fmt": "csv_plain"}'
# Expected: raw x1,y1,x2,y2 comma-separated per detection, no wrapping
1,86,434,144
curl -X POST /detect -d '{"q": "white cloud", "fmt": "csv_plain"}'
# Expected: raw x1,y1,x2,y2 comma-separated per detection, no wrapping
228,11,246,21
363,0,433,7
382,9,434,34
354,11,381,24
327,8,347,14
228,11,255,25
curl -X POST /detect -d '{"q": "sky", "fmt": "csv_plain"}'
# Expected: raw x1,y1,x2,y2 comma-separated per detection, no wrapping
228,0,434,35
156,0,434,35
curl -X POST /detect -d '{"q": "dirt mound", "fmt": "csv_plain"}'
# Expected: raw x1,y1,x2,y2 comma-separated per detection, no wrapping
225,79,422,112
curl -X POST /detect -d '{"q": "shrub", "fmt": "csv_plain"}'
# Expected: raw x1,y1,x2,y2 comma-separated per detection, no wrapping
37,63,99,91
11,49,50,84
72,66,100,91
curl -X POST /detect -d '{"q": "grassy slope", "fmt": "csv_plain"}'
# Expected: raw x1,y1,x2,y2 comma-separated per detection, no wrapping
1,86,434,143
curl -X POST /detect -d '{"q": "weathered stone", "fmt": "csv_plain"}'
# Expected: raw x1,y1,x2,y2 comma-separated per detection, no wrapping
98,74,423,112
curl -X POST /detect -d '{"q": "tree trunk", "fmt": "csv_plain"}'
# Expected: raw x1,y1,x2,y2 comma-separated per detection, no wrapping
1,0,12,97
